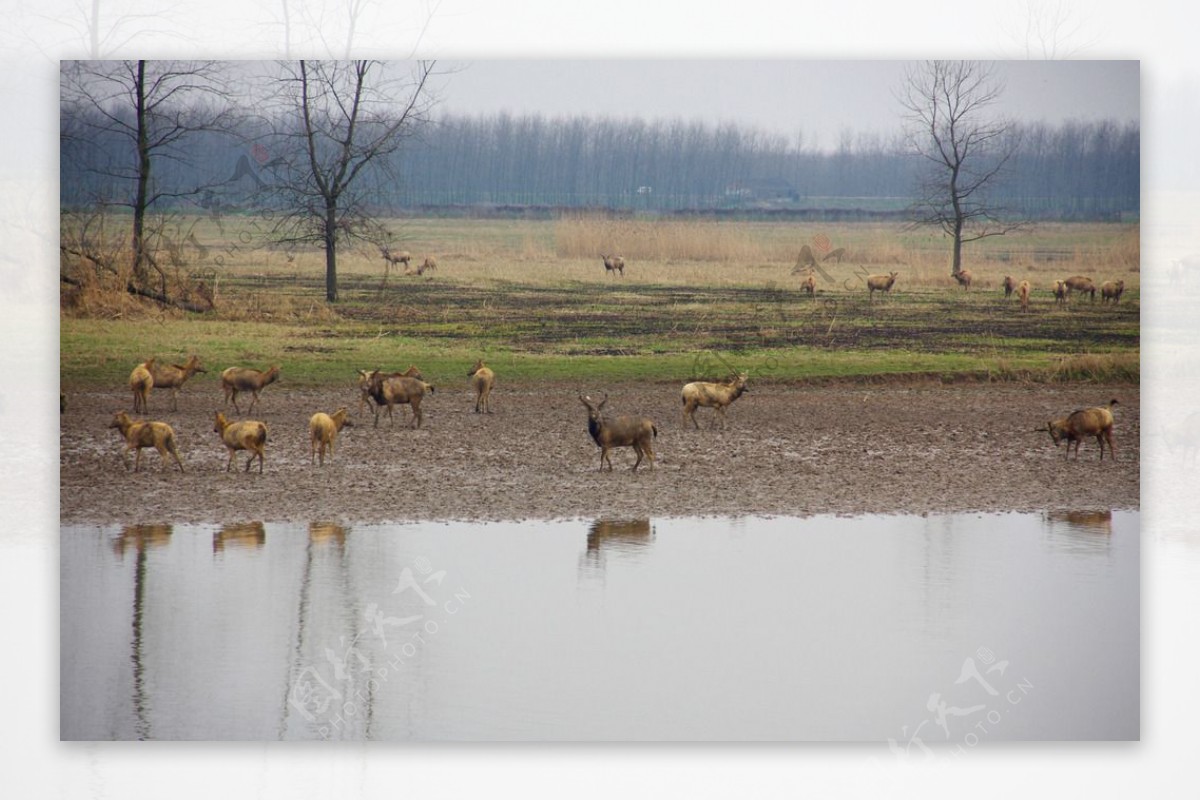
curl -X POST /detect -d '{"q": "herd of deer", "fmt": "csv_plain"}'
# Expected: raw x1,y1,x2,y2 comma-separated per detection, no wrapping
97,243,1130,474
379,246,437,280
382,246,1127,314
102,355,1116,475
106,356,755,474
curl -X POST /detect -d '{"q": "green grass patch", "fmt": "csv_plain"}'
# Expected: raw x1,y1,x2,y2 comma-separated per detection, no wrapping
61,317,1135,389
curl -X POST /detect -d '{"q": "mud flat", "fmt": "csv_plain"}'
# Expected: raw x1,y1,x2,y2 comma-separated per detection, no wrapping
60,381,1139,525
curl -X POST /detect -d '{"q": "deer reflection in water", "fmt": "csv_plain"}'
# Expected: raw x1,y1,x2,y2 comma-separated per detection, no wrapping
111,523,172,557
1047,510,1113,535
213,521,266,553
1044,510,1114,557
581,519,654,575
309,521,347,548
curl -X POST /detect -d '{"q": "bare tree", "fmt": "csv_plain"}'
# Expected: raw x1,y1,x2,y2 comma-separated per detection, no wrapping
273,0,368,58
1000,0,1095,59
266,0,442,60
898,61,1026,276
60,60,235,301
265,60,435,302
17,0,184,59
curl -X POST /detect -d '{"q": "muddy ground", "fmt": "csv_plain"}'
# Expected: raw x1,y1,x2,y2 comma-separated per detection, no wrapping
60,381,1139,525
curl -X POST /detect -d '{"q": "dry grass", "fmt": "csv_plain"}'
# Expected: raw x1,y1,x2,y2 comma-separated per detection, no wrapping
1050,352,1140,383
552,215,1139,291
60,213,1141,319
555,216,784,262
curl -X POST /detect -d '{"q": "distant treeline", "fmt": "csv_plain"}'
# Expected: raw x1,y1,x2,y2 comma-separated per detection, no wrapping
60,110,1139,220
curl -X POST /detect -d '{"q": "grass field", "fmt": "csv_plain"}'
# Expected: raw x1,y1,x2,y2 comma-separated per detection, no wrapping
60,216,1140,388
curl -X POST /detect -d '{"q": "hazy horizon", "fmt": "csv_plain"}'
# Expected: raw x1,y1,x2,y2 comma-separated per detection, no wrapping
428,60,1138,150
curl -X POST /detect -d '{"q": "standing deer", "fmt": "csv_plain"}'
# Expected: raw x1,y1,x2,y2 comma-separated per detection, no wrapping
380,246,411,283
681,373,749,430
601,254,625,277
580,393,657,471
468,359,495,414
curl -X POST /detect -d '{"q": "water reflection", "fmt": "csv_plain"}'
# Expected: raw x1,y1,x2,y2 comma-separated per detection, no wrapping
581,518,654,575
587,519,653,553
917,514,963,643
1046,510,1113,535
285,519,373,739
113,524,173,740
309,521,347,548
111,524,172,557
1044,510,1115,557
61,511,1139,741
213,521,266,553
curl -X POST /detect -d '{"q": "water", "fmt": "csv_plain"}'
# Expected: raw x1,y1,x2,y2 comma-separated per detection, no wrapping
60,511,1138,741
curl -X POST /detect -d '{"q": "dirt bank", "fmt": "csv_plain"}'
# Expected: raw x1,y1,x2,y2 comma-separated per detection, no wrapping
60,381,1139,525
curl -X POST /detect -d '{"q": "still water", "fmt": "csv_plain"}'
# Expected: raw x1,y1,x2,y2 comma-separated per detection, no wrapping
61,511,1138,741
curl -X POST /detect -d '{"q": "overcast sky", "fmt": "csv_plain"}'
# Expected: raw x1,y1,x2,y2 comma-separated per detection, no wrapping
428,60,1138,150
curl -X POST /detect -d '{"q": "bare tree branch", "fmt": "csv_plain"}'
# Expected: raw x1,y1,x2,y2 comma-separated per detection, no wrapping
261,60,437,301
61,60,236,305
897,60,1030,275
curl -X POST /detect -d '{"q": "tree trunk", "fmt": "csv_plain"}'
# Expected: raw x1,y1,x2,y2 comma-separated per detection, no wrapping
951,218,964,274
132,60,151,286
324,203,339,302
949,164,964,275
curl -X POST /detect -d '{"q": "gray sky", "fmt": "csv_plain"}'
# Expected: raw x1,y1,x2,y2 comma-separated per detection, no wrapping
429,60,1139,150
